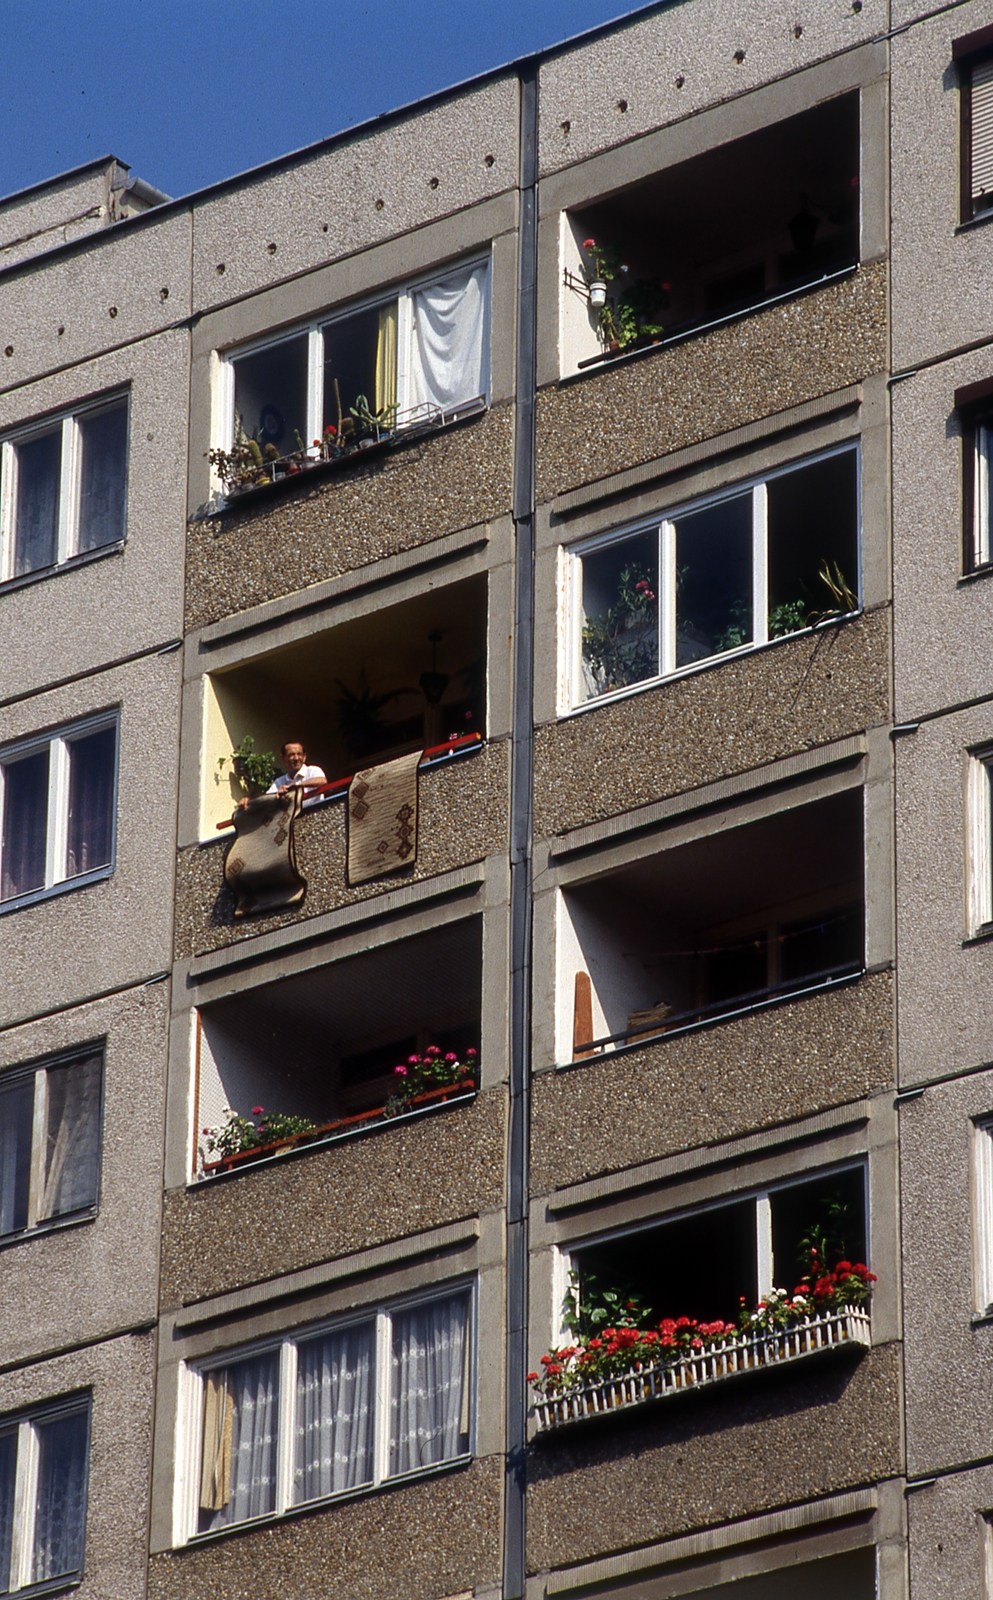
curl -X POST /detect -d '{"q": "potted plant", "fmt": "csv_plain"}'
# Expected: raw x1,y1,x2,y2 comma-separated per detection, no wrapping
218,735,279,797
579,238,671,354
201,1105,319,1172
384,1044,478,1116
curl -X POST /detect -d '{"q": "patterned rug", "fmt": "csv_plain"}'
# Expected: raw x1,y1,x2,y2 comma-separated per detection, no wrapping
347,750,420,885
223,787,307,918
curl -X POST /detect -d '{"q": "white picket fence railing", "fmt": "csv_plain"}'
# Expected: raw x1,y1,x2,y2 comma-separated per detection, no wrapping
531,1306,871,1433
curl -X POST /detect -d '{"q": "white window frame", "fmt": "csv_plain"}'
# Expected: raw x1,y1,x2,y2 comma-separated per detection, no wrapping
974,1118,993,1315
968,748,993,935
0,393,130,583
0,1395,91,1593
973,421,993,571
0,712,119,913
555,1160,870,1345
175,1280,476,1546
0,1046,103,1242
211,255,491,488
562,441,861,715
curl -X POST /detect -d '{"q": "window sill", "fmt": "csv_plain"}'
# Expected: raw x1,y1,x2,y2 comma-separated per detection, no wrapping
955,206,993,235
0,540,124,599
10,1575,82,1600
559,610,862,723
0,863,113,917
183,1451,472,1548
204,397,487,520
530,1306,870,1437
0,1208,97,1252
194,1080,478,1185
963,922,993,947
560,264,859,386
958,562,993,586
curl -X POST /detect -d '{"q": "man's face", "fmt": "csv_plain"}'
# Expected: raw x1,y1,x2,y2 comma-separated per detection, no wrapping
283,744,307,775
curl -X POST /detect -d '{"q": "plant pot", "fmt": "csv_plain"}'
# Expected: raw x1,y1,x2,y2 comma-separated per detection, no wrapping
589,280,608,307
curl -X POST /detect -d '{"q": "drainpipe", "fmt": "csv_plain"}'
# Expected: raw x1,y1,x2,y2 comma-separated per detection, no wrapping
504,57,539,1600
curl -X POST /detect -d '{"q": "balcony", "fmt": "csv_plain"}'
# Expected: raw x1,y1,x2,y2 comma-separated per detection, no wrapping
194,916,481,1179
560,788,864,1064
561,92,859,376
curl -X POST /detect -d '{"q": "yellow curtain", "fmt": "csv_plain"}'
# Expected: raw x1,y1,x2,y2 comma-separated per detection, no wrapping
199,1370,234,1511
375,302,398,419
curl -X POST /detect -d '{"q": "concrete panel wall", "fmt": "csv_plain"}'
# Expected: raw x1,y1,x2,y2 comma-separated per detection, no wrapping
0,982,166,1361
906,1463,993,1599
890,1,993,370
530,972,893,1196
537,1,885,177
188,78,519,312
0,649,183,1026
0,328,188,701
0,210,192,388
893,704,993,1084
0,1331,156,1600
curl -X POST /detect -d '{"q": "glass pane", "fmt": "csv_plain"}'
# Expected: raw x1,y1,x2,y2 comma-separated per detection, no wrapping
233,334,309,457
198,1352,278,1532
0,1429,16,1593
767,450,859,636
66,727,115,879
32,1408,89,1585
580,531,659,699
78,405,128,552
321,307,384,437
674,493,753,667
13,429,60,576
39,1055,102,1222
0,1079,34,1237
389,1293,469,1477
1,749,49,902
780,905,863,986
294,1322,374,1503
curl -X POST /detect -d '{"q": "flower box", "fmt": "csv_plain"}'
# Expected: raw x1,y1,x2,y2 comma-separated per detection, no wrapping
201,1077,475,1177
530,1305,870,1434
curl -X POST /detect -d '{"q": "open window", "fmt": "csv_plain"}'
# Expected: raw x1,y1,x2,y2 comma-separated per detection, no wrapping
202,574,486,834
559,789,864,1060
194,917,481,1175
561,93,859,372
213,259,489,499
569,445,859,706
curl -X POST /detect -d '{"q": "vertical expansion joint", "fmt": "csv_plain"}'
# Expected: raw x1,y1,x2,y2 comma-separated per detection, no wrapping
504,59,539,1600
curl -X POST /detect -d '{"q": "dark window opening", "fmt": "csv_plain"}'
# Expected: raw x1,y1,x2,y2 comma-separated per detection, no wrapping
233,333,309,453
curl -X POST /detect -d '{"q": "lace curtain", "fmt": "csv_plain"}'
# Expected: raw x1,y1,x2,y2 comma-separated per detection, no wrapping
66,728,115,879
39,1055,102,1221
199,1353,278,1531
389,1293,469,1476
32,1409,88,1584
294,1323,374,1502
409,265,487,413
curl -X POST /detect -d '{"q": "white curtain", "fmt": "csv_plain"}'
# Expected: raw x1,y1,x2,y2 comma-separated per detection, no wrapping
200,1353,278,1531
0,1080,33,1236
0,1429,16,1592
409,265,487,413
39,1056,102,1222
294,1323,374,1502
32,1409,88,1584
66,727,115,879
389,1294,469,1476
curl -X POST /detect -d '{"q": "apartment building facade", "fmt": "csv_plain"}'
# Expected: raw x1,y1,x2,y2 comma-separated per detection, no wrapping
2,2,993,1596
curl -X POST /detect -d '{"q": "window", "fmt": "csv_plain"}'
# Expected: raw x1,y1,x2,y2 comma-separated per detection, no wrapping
567,1166,867,1333
187,1288,471,1538
956,378,993,572
0,398,128,582
0,716,117,908
0,1048,102,1241
957,28,993,221
569,446,858,707
968,749,993,936
219,258,489,472
974,1118,993,1313
0,1396,90,1594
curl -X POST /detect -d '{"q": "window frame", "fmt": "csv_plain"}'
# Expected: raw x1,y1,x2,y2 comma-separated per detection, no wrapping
176,1279,476,1545
956,380,993,575
957,28,993,224
561,441,862,715
0,1392,91,1597
211,254,491,491
0,1043,104,1246
967,747,993,937
0,392,130,586
556,1159,870,1344
0,711,119,914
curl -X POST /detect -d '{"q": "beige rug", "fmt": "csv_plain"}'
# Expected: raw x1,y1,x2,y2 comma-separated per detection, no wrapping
224,788,307,918
347,750,420,885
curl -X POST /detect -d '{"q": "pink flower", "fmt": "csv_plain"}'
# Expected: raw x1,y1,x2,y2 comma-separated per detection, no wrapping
426,1045,441,1057
394,1065,408,1076
252,1106,264,1116
582,238,596,249
444,1051,458,1062
466,1048,478,1058
407,1054,420,1065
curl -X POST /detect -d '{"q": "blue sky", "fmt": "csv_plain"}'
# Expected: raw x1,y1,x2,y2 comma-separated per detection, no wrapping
1,0,644,203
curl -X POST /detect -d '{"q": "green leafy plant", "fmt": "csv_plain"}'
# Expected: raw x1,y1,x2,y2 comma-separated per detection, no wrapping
562,1267,652,1343
202,1105,317,1161
217,734,278,797
769,599,809,638
349,393,397,440
581,562,658,695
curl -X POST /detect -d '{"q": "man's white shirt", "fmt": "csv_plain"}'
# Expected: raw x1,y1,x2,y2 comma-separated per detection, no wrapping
266,764,327,793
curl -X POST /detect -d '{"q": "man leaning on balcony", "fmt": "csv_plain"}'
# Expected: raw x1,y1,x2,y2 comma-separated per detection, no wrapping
236,741,326,811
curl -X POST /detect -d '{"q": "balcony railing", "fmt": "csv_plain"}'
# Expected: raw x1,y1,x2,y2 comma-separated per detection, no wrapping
531,1305,870,1434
